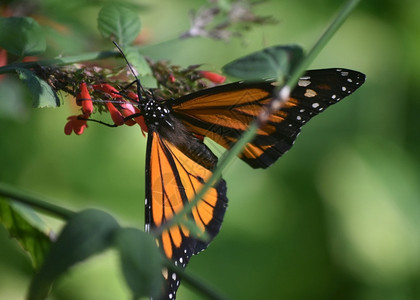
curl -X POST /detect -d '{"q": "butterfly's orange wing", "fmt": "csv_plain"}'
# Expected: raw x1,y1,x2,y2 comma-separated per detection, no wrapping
145,131,227,299
171,68,365,168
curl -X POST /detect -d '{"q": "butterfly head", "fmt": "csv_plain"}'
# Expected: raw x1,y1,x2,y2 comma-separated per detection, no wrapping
140,97,174,130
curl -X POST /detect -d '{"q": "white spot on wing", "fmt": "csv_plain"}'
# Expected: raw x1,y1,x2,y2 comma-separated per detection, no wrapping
304,89,317,97
312,102,319,108
298,79,311,87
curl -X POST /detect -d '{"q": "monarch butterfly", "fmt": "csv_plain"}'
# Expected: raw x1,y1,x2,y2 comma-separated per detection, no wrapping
134,67,365,299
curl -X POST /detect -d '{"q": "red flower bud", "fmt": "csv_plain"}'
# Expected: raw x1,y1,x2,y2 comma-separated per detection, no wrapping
76,82,93,115
193,133,204,141
92,83,122,99
199,71,226,84
105,102,124,126
0,49,7,81
133,107,147,136
126,91,139,103
124,119,137,126
22,56,39,62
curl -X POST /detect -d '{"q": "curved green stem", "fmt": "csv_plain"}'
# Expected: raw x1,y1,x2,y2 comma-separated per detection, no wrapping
0,182,74,220
155,0,362,236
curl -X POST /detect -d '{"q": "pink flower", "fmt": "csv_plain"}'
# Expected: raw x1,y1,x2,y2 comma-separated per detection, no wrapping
169,74,176,83
120,102,135,114
120,102,137,126
199,71,226,84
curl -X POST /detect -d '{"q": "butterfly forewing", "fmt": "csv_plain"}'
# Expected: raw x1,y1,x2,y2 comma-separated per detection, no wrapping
171,68,365,168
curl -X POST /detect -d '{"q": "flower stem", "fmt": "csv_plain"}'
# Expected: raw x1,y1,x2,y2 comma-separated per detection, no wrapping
0,50,118,74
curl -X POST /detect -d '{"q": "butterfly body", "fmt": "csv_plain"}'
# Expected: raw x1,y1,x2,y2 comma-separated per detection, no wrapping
140,96,175,130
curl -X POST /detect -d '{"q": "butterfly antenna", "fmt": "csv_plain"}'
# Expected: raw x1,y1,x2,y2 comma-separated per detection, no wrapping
112,41,148,100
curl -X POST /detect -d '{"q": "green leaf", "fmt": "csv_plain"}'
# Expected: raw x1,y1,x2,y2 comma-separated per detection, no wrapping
98,4,142,46
222,44,304,81
0,198,53,269
16,68,60,108
114,228,164,300
125,46,152,76
28,209,120,300
0,17,46,57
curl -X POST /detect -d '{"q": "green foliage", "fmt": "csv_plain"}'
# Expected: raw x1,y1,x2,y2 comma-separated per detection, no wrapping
222,44,304,81
28,209,120,300
97,4,142,46
0,17,46,57
114,228,164,300
0,198,52,269
124,46,152,76
16,68,60,108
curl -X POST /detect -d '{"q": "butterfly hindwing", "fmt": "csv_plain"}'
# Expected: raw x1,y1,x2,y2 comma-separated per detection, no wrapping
145,130,228,299
171,68,366,168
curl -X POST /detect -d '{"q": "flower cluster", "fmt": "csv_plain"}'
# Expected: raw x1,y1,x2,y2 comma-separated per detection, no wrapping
64,82,146,135
64,69,225,136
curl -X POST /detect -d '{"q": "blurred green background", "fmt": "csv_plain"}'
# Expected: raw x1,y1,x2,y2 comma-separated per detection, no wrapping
1,0,420,299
